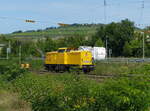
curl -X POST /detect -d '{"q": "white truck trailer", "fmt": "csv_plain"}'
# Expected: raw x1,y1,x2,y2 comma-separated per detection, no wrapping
79,46,106,60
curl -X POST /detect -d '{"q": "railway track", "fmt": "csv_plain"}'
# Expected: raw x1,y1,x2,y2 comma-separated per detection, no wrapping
31,69,150,81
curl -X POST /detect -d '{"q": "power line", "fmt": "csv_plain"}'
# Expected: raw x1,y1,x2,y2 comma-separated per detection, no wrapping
142,1,145,8
0,0,150,28
138,1,144,25
104,0,107,24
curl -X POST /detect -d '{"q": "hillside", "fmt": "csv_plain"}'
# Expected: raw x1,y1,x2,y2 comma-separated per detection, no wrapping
6,24,102,39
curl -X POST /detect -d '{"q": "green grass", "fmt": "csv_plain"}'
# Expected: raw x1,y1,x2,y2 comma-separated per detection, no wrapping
28,59,44,71
94,62,150,75
1,59,150,76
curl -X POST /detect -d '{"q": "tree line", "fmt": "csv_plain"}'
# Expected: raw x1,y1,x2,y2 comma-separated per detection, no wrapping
1,19,150,58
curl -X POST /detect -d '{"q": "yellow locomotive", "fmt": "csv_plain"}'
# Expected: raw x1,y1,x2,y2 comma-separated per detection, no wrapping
44,48,94,73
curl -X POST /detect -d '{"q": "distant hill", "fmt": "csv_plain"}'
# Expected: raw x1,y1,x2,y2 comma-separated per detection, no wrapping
6,24,103,39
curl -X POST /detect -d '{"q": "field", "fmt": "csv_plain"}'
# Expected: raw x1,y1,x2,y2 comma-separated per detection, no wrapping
1,59,150,111
6,25,99,39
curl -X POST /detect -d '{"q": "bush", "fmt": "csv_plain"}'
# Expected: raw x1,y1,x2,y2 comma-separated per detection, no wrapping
92,78,150,111
13,74,150,111
14,74,97,111
1,64,26,81
0,64,9,75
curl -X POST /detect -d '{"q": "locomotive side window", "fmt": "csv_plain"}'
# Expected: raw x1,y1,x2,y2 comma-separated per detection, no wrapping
58,49,66,53
66,49,71,52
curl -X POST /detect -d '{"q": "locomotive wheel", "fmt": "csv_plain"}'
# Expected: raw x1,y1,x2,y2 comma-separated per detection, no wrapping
83,68,90,74
54,65,66,73
55,65,59,72
66,66,70,73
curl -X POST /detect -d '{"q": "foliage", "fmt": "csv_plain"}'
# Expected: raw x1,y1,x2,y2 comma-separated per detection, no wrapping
13,74,150,111
1,60,150,111
0,62,26,81
123,33,142,57
14,74,94,111
63,34,87,48
1,20,150,57
92,19,135,56
37,37,57,53
94,38,104,47
123,42,132,56
95,78,150,111
12,30,23,34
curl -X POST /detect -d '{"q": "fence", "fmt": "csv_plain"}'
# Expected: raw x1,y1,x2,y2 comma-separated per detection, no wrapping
99,58,150,63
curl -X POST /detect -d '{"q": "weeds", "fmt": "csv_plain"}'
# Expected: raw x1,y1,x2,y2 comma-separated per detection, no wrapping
13,74,150,111
1,61,150,111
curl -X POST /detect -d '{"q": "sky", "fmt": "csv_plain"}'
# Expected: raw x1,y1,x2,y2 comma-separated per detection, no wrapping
0,0,150,34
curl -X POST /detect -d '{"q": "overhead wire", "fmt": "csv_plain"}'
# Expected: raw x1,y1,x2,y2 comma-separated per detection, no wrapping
138,1,145,27
0,0,150,28
104,0,107,24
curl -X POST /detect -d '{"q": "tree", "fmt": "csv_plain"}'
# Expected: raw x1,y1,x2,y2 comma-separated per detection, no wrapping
12,30,23,34
131,41,142,57
44,37,57,52
92,19,135,57
94,39,104,47
123,42,132,57
37,37,57,53
66,36,85,48
90,26,105,46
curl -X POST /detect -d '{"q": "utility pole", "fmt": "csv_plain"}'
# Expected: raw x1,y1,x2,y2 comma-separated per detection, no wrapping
105,36,108,58
19,45,22,65
104,0,108,59
6,48,9,60
142,1,144,9
6,41,11,60
141,32,145,59
143,32,145,59
104,0,107,24
139,1,144,25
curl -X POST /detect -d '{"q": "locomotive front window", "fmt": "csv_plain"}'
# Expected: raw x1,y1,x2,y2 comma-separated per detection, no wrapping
58,49,66,53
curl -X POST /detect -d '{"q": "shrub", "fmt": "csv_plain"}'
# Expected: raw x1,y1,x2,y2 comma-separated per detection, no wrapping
14,74,97,111
0,64,9,75
13,74,150,111
1,64,26,81
92,78,150,111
